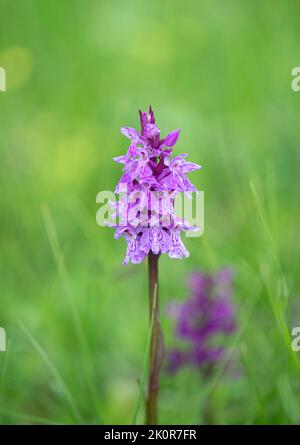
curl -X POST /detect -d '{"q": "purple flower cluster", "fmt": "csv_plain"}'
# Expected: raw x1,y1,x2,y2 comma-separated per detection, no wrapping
166,269,236,374
111,107,201,265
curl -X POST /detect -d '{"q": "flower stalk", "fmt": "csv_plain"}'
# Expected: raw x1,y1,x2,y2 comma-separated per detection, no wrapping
146,252,163,425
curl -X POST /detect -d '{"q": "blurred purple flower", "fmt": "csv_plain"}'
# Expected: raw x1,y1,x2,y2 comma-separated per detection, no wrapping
166,268,236,374
110,107,201,264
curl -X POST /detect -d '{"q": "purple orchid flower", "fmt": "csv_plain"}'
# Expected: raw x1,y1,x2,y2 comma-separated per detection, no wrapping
110,107,201,265
166,268,236,374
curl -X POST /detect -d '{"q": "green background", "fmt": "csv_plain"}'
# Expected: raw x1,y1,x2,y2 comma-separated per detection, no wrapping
0,0,300,424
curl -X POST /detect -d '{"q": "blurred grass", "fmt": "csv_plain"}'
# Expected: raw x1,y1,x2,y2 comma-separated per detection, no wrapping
0,0,300,424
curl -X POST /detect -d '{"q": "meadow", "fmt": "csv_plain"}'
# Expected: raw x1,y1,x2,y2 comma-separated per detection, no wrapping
0,0,300,424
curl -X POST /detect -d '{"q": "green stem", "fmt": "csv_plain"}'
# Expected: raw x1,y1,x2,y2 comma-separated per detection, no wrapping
146,252,164,425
